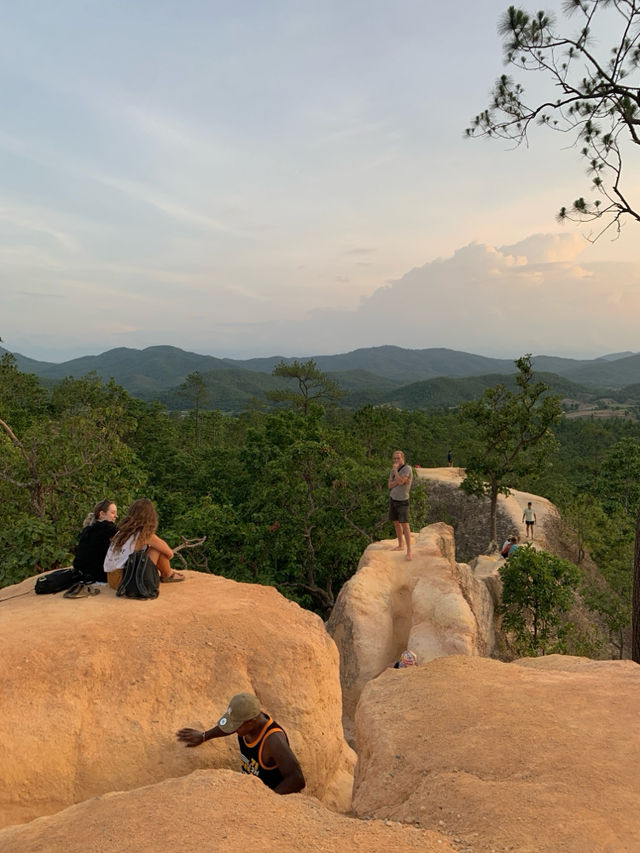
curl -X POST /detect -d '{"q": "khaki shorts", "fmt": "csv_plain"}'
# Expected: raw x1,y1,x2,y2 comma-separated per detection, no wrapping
107,569,123,590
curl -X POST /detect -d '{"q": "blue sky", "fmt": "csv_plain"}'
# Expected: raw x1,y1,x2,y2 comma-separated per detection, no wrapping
2,0,639,361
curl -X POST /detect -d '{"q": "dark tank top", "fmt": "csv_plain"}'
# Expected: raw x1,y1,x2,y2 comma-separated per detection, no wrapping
237,716,288,790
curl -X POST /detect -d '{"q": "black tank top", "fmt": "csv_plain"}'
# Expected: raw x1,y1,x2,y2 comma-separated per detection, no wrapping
237,716,288,790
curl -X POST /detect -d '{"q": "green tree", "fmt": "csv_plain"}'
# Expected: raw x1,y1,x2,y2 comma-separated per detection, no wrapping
467,1,640,237
266,359,344,415
0,353,48,433
500,545,582,655
0,371,146,585
234,409,384,614
351,404,398,459
460,355,562,548
178,371,209,446
596,436,640,515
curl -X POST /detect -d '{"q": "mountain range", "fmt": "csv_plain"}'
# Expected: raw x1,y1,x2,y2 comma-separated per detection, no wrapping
2,344,640,411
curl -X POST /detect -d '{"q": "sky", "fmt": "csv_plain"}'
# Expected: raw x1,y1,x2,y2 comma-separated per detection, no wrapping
1,0,639,363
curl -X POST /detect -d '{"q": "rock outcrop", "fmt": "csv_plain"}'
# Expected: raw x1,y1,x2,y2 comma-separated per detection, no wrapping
0,770,455,853
417,466,561,560
352,654,640,853
0,572,355,829
326,523,494,740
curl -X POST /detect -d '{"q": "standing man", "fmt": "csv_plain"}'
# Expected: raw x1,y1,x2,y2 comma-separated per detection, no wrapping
176,692,305,795
388,450,413,560
522,501,537,539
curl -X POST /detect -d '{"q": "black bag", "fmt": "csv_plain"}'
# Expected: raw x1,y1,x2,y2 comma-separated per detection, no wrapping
116,549,160,600
35,568,81,595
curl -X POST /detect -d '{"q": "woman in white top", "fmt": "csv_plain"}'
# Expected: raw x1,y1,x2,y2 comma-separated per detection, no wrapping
104,498,184,590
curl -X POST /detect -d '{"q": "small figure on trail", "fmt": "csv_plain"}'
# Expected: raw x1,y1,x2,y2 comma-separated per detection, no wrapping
394,649,418,668
507,536,519,557
501,536,519,558
375,649,418,677
447,449,453,467
72,499,118,585
176,692,305,795
522,502,537,539
103,498,184,589
388,450,413,561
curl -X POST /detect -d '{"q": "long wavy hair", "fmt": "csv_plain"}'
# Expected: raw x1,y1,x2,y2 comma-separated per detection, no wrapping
111,499,158,550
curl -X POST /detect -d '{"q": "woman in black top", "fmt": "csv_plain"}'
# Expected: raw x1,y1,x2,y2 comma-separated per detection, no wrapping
72,499,118,584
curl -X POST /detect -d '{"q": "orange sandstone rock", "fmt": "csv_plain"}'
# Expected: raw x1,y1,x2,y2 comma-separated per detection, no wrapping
326,523,494,740
0,572,354,829
352,654,640,853
0,770,456,853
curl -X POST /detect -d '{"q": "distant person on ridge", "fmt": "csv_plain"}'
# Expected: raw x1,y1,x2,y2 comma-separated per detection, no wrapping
522,501,537,539
176,692,305,795
447,449,453,467
388,449,413,561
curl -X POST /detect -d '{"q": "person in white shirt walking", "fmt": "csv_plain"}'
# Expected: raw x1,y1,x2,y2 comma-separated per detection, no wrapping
522,502,537,539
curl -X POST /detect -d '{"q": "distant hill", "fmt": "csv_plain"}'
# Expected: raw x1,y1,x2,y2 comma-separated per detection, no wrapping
158,368,402,411
222,346,520,383
595,351,636,362
2,343,639,410
1,346,232,398
558,353,640,388
344,372,601,411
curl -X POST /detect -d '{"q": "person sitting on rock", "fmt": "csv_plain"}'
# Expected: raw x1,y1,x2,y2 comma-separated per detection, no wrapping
176,692,305,795
103,498,184,590
500,536,516,559
505,536,519,557
72,499,118,584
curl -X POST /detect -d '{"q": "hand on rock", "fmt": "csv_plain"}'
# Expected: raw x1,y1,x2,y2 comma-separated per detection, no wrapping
176,727,204,747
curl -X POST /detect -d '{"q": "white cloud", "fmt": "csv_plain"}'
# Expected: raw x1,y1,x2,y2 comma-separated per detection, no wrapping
225,234,640,360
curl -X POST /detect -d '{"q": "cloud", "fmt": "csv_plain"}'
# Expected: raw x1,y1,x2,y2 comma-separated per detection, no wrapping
6,229,640,363
0,204,80,252
499,233,587,264
236,234,640,359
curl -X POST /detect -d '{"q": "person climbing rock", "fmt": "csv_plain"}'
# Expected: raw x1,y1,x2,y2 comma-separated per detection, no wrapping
176,692,305,795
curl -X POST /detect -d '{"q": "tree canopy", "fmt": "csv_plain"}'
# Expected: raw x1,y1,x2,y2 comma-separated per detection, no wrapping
467,0,640,238
460,355,562,547
500,545,581,655
266,359,344,414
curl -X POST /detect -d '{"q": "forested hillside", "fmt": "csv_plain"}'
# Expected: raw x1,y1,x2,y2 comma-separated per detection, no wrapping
3,345,640,411
0,353,636,655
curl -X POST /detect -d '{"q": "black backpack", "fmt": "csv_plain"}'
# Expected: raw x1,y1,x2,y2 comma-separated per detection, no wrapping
35,568,82,595
116,549,160,600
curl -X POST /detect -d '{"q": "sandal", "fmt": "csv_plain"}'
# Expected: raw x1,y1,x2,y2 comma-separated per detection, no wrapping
161,571,185,583
64,583,101,599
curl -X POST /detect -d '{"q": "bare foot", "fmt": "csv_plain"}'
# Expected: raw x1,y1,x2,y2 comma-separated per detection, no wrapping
405,554,413,561
392,546,404,551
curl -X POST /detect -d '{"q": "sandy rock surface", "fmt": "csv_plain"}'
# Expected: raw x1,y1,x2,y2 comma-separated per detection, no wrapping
0,770,456,853
352,654,640,853
0,572,354,829
326,523,494,741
